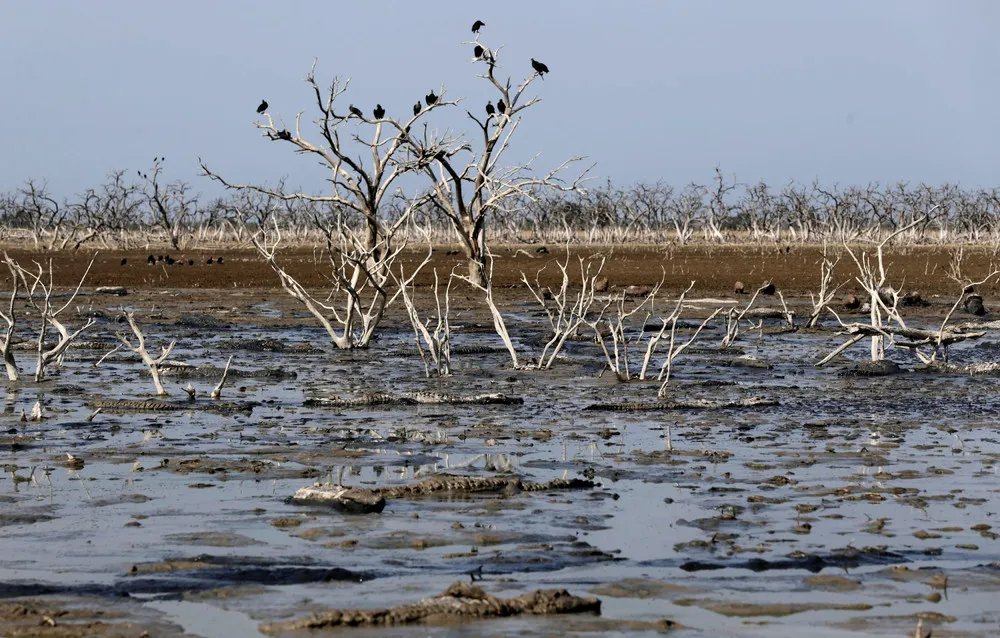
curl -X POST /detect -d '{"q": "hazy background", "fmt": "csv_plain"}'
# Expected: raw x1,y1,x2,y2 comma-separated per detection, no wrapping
2,1,997,198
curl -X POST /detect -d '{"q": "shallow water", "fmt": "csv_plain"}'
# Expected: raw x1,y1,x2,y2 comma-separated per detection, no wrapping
2,291,1000,636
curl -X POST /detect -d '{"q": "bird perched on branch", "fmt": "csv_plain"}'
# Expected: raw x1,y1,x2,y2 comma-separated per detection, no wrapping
413,102,421,116
531,58,549,76
373,104,385,119
474,45,484,59
349,104,363,118
497,99,506,115
485,101,495,117
471,20,485,33
276,129,291,140
256,99,268,114
425,91,438,106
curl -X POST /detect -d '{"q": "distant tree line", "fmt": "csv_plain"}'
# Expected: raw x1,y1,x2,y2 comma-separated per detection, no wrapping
2,167,997,249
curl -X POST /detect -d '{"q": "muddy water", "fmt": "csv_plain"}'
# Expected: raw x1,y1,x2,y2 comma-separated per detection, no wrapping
2,290,1000,637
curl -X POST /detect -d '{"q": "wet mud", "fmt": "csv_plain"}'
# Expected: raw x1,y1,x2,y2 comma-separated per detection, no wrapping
2,246,1000,636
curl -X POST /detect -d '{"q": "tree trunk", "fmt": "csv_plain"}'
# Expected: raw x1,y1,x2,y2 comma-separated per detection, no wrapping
2,349,17,382
466,256,484,287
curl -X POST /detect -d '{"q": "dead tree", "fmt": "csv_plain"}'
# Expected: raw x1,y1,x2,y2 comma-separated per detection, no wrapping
722,282,774,347
140,158,196,250
409,31,592,285
248,214,420,349
806,253,844,328
0,255,21,381
587,282,663,382
15,180,71,250
12,257,96,381
454,251,520,367
634,282,723,394
72,170,144,250
817,212,941,366
842,214,933,361
201,61,447,348
116,311,176,396
521,252,604,369
397,267,453,378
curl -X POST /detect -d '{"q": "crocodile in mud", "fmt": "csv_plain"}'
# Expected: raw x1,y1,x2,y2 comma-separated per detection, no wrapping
259,581,601,633
86,398,255,413
292,474,597,513
583,396,778,412
155,362,297,379
303,392,523,408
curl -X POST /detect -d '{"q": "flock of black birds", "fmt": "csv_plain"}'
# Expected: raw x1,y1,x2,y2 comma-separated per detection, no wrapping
254,21,546,128
137,255,225,266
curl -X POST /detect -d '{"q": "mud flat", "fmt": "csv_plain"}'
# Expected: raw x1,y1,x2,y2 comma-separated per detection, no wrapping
2,245,1000,636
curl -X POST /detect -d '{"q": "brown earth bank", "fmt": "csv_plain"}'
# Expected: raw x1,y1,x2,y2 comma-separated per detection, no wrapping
3,243,1000,298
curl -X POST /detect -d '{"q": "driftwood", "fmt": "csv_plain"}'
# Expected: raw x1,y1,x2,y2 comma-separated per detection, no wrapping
304,392,523,408
816,322,987,367
86,398,254,414
293,474,596,513
584,396,777,412
259,582,601,634
838,322,985,348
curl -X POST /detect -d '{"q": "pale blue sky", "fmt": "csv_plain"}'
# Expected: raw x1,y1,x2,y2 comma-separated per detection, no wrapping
1,1,997,198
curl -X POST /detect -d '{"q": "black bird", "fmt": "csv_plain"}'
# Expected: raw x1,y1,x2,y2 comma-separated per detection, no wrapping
485,101,495,116
256,99,268,114
497,99,506,115
425,91,438,106
276,129,292,140
120,258,127,266
165,255,175,265
147,254,155,265
349,104,363,118
157,255,164,262
207,257,214,264
187,259,194,265
413,102,421,116
216,257,224,264
471,20,485,33
474,45,484,59
373,104,385,119
531,58,549,76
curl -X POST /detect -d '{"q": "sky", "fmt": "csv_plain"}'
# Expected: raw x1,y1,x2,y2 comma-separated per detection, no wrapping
1,1,998,199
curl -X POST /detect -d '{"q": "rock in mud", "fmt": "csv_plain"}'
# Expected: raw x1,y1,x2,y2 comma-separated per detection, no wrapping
258,581,601,633
838,360,902,377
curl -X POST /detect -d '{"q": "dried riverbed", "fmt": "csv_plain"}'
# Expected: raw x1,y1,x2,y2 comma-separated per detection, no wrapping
2,282,1000,637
